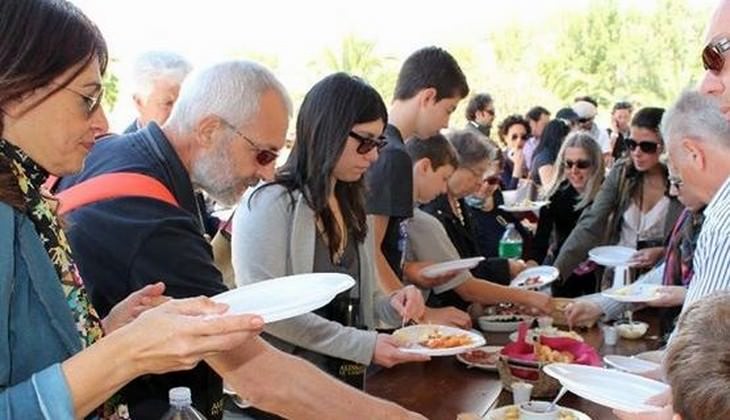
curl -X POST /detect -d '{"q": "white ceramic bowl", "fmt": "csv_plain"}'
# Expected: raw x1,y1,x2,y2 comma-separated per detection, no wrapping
519,401,559,420
477,314,533,333
615,321,649,340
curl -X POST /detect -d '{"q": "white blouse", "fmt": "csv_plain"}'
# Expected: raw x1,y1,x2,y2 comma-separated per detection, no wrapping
618,196,671,248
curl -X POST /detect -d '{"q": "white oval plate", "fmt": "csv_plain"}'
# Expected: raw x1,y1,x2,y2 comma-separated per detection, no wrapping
588,246,636,267
601,284,662,303
603,355,661,375
499,200,550,213
478,314,533,333
393,325,486,356
543,363,669,413
510,266,559,289
455,345,503,371
420,257,485,278
486,404,591,420
212,273,355,323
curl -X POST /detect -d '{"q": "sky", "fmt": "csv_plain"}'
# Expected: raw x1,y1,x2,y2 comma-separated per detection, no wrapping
71,0,718,130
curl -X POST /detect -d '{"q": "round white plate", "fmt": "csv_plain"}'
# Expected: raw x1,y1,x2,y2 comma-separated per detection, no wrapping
603,355,661,375
455,345,503,371
420,257,485,278
478,314,533,333
393,325,486,356
212,273,355,323
486,404,591,420
601,284,662,303
509,327,584,344
588,246,636,267
499,200,550,213
544,363,670,413
510,266,559,289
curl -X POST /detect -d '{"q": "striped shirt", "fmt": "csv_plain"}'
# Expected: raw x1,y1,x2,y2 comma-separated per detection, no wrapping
683,176,730,311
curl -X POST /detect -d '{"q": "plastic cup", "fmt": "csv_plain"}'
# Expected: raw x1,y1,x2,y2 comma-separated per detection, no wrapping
511,382,534,405
603,325,618,346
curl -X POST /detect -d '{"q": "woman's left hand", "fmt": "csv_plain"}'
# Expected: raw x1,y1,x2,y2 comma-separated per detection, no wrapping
389,285,425,324
103,282,171,334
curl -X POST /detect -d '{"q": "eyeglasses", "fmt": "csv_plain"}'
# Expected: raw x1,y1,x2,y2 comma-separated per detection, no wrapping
668,174,684,189
563,159,592,170
483,175,501,185
577,117,594,124
510,133,529,141
221,119,279,166
702,35,730,73
64,85,104,116
484,108,495,116
349,131,387,155
626,138,660,154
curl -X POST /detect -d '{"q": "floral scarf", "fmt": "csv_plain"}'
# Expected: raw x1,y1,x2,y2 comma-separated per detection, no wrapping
0,138,126,419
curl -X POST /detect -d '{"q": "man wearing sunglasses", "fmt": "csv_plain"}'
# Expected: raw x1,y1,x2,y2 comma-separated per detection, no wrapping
464,93,496,138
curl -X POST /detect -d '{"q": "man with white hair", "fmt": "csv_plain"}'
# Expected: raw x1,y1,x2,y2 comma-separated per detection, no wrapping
124,50,192,133
56,61,423,420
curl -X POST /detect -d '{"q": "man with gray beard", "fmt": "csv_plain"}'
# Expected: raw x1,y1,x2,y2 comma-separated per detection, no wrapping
56,60,424,420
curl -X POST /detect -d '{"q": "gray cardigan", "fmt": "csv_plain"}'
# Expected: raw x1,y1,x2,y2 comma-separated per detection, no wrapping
232,184,401,365
554,159,683,280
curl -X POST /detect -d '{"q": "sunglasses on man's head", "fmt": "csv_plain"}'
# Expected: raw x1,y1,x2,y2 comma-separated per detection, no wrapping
563,159,591,170
349,131,387,155
702,35,730,73
625,138,659,154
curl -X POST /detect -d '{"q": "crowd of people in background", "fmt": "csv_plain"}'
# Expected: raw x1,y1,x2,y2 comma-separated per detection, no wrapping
3,0,730,420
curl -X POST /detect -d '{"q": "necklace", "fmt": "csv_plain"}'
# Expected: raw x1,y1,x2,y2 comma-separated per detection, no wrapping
449,196,466,226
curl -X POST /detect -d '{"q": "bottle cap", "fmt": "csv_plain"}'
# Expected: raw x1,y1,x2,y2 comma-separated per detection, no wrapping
169,387,192,406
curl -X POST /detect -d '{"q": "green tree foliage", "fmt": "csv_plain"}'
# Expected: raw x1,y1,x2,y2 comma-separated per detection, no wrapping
102,61,120,111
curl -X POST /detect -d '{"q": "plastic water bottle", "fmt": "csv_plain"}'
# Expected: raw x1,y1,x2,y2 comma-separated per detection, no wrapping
498,223,523,258
160,387,207,420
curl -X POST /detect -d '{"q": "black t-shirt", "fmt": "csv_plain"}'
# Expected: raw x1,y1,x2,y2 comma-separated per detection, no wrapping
57,123,226,420
365,124,413,279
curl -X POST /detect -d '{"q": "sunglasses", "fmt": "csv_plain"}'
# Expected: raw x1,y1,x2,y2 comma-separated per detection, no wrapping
564,159,591,170
221,119,279,165
702,35,730,72
64,85,104,116
626,138,659,154
483,175,501,185
577,117,594,124
349,131,387,154
510,134,529,141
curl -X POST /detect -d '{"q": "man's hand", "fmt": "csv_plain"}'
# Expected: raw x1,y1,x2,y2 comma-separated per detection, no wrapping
647,286,687,308
372,334,430,368
421,306,472,329
103,282,170,333
389,285,425,323
565,300,603,329
403,261,460,288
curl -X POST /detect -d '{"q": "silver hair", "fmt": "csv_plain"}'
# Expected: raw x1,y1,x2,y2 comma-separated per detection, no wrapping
132,51,192,99
165,60,292,134
661,90,730,149
447,129,499,168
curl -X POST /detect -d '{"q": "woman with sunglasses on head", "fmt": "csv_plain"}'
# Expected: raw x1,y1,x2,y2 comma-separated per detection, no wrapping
0,1,267,418
526,133,605,297
416,130,551,313
529,119,572,190
553,107,684,295
233,73,428,399
496,115,532,190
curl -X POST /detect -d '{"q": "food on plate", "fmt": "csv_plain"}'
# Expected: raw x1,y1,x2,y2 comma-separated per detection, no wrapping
491,316,526,323
462,348,500,365
615,321,649,339
519,276,543,287
419,328,473,349
534,342,575,364
500,405,577,420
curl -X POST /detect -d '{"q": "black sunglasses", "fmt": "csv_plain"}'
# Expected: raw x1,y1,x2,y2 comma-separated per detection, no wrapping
483,175,501,185
626,138,659,154
510,133,529,141
564,159,592,169
349,131,387,154
221,119,279,166
702,35,730,73
577,117,594,124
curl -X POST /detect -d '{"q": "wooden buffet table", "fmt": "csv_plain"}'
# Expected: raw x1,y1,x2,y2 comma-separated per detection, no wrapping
366,310,664,420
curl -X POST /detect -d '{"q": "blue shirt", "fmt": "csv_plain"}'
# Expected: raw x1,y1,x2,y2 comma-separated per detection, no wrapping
57,123,226,419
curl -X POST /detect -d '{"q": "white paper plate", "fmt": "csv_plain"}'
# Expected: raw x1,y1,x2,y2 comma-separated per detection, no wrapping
486,404,591,420
604,355,661,375
544,363,670,413
510,266,559,289
420,257,485,278
212,273,355,323
601,284,662,303
588,246,636,267
499,200,550,213
635,350,664,364
393,325,486,356
509,327,584,344
477,315,533,333
455,345,503,371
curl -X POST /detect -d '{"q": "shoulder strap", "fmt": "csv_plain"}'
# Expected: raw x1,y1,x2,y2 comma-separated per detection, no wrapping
56,172,179,216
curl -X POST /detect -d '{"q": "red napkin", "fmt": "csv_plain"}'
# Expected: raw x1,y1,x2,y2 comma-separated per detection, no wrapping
500,321,601,366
